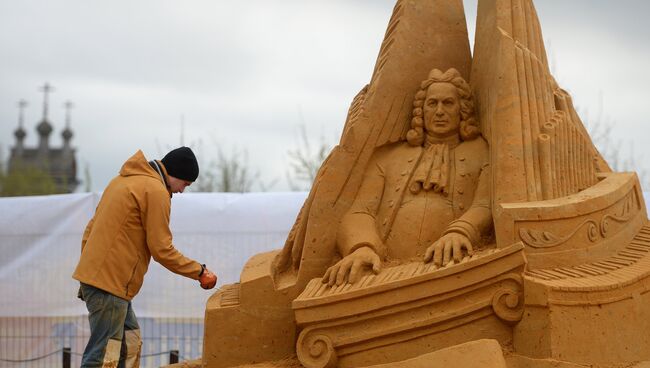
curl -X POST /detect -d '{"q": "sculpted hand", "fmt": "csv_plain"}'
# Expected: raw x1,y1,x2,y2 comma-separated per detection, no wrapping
199,268,217,290
423,233,474,266
322,246,381,286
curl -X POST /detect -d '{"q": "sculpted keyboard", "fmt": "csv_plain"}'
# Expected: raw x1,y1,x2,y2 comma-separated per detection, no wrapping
525,224,650,290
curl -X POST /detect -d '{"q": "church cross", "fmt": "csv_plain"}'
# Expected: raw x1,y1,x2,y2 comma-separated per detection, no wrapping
64,100,74,127
17,99,28,128
39,82,55,120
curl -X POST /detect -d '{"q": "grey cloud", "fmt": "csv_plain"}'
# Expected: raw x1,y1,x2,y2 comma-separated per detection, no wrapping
1,0,648,191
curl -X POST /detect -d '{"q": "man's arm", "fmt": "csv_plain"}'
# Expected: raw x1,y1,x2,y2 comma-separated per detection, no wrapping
142,189,204,280
78,216,96,299
81,216,95,253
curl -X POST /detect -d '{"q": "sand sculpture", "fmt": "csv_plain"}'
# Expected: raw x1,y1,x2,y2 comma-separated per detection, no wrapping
199,0,650,367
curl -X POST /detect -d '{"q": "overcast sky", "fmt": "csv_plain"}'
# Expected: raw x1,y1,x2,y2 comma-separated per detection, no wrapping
1,0,648,192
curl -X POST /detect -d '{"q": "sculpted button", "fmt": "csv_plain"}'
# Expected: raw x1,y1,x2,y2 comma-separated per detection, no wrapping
459,204,465,210
459,157,466,161
457,188,464,194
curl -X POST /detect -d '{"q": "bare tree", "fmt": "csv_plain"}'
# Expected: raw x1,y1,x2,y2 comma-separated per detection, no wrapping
286,124,332,191
156,118,275,192
186,137,276,193
192,146,260,193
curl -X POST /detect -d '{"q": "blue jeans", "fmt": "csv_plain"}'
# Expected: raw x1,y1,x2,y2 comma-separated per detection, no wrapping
80,283,141,368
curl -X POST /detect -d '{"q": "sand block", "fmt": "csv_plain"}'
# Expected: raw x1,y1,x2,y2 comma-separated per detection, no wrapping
360,339,507,368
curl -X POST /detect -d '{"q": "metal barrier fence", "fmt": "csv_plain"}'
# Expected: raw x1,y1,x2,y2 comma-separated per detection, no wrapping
0,192,308,367
0,316,203,367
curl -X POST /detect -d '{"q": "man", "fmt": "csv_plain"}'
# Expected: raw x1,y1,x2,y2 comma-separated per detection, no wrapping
323,68,492,285
73,146,217,367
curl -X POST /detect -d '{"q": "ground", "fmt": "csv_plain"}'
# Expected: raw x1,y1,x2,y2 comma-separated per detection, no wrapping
166,357,302,368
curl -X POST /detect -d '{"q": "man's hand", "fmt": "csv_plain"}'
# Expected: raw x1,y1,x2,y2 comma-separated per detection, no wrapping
423,233,474,266
322,246,381,286
199,268,217,289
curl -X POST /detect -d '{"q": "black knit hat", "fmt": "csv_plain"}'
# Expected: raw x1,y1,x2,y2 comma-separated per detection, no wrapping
161,147,199,182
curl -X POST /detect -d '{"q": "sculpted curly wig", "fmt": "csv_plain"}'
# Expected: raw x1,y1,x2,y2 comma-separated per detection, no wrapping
407,68,480,146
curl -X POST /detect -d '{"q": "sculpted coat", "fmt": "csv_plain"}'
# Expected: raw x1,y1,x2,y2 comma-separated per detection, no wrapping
337,136,491,262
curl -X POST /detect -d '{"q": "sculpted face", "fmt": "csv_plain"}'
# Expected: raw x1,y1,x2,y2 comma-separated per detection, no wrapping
423,82,461,138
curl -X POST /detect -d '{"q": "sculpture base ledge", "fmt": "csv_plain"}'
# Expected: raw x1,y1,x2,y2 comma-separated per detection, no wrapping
202,250,297,368
515,225,650,366
167,346,650,368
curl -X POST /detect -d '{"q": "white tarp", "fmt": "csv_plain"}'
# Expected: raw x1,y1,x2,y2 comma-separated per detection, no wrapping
0,192,307,318
2,190,650,318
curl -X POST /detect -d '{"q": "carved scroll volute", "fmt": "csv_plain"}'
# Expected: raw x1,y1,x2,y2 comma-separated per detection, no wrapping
491,276,524,324
296,330,338,368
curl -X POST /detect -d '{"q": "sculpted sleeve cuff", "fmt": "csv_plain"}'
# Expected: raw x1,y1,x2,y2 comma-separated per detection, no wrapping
443,219,480,245
337,212,386,259
443,205,493,245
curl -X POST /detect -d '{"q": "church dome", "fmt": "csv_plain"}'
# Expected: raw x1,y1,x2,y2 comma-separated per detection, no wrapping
36,119,53,136
62,127,73,141
14,127,26,140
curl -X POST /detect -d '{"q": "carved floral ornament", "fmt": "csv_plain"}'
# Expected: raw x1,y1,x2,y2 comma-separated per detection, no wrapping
519,191,637,249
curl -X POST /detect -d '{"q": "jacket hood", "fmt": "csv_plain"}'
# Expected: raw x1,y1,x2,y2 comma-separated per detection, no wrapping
119,150,160,179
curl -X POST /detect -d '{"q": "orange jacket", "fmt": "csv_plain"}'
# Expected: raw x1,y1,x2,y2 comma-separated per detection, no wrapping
73,150,202,300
